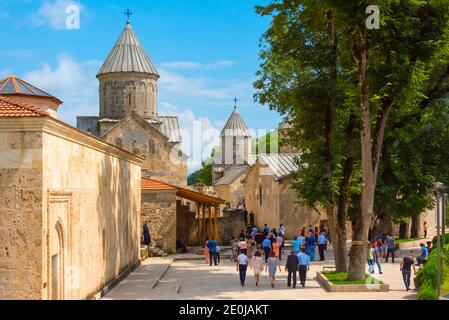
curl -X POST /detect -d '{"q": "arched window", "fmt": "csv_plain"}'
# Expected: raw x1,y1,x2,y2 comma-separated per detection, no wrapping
52,221,64,300
259,186,263,206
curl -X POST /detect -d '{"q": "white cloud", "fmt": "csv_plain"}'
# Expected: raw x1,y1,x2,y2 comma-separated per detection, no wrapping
160,61,203,70
23,55,101,125
159,102,221,172
32,0,82,30
158,67,248,99
160,60,235,70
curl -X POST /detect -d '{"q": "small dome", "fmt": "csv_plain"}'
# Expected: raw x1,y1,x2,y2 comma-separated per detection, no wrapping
97,22,159,77
0,75,61,104
220,105,252,137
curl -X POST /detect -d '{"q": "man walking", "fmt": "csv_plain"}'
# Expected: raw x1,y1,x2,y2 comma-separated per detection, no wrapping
236,250,249,286
385,234,395,263
317,232,328,261
297,247,310,287
207,238,218,266
285,250,300,288
400,251,416,291
262,236,272,263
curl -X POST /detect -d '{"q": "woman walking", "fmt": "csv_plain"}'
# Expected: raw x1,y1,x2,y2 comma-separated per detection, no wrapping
266,251,281,288
204,238,210,265
272,239,280,259
250,251,264,286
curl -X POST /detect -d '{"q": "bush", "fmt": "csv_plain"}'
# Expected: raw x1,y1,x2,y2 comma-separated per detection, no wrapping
417,282,438,300
432,234,449,248
415,243,449,299
415,250,438,289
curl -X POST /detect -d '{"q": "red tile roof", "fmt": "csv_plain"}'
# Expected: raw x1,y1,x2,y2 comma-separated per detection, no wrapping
141,177,177,191
0,95,49,117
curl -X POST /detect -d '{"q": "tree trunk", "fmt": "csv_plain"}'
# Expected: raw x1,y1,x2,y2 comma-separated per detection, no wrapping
326,206,348,272
348,32,373,280
410,215,420,238
399,220,410,239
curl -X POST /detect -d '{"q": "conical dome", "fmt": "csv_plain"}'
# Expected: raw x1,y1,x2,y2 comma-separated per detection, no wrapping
97,22,159,77
220,106,252,137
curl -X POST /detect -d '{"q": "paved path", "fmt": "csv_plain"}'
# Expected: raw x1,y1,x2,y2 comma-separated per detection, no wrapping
103,246,417,300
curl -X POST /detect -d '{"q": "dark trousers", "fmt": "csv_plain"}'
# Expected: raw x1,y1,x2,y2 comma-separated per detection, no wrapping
239,264,247,285
279,245,283,260
209,251,217,266
287,270,297,288
263,247,271,262
402,269,411,289
299,265,307,286
217,252,221,263
385,247,395,263
318,244,325,261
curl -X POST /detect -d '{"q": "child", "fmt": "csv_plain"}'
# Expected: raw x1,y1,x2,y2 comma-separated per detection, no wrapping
216,245,221,264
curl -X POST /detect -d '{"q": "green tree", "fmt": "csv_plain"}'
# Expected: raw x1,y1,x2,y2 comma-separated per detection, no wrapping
255,0,449,279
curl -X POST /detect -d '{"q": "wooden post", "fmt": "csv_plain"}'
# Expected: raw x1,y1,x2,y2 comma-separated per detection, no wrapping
208,204,212,239
214,205,219,240
202,204,206,242
196,203,200,243
215,206,220,238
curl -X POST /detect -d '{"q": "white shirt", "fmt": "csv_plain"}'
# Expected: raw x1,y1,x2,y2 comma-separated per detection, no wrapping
237,254,248,265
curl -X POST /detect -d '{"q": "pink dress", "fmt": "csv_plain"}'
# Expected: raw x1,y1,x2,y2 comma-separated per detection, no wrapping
204,241,210,264
273,241,280,258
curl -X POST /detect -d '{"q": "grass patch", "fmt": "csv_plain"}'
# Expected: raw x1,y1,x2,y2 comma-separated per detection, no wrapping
395,237,424,244
322,271,384,285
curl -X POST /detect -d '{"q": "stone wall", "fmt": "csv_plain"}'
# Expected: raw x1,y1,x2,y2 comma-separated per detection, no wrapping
0,117,142,300
215,171,247,209
103,115,187,186
0,130,44,299
278,178,325,239
98,73,158,119
176,201,196,246
141,190,177,253
244,161,326,239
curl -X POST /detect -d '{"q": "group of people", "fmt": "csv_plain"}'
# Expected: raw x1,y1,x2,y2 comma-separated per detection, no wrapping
229,223,328,288
291,225,329,262
234,247,311,288
232,223,286,262
366,233,431,291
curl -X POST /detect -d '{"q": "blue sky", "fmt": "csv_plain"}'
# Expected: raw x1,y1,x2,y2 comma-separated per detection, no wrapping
0,0,282,171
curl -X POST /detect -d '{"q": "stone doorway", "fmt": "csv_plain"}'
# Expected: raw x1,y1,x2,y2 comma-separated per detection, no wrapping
51,222,64,300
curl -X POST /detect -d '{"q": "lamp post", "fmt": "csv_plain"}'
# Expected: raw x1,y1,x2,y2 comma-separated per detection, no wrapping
434,182,444,298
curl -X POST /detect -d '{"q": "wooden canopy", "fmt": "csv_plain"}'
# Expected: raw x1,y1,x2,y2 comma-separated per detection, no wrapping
141,177,225,242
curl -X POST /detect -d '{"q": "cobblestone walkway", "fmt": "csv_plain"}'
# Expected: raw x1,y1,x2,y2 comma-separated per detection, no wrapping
103,246,417,300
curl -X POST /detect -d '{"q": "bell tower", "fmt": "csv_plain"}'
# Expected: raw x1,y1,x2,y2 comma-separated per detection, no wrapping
97,13,159,122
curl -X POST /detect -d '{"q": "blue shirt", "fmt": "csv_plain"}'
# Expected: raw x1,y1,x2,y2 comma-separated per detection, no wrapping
263,238,272,248
207,240,217,253
292,239,300,252
386,237,395,248
297,236,305,246
297,252,310,266
264,226,270,233
318,235,327,245
421,246,428,257
305,236,316,246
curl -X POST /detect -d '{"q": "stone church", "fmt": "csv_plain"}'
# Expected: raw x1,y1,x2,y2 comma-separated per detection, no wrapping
77,21,187,187
0,19,224,300
212,110,325,238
